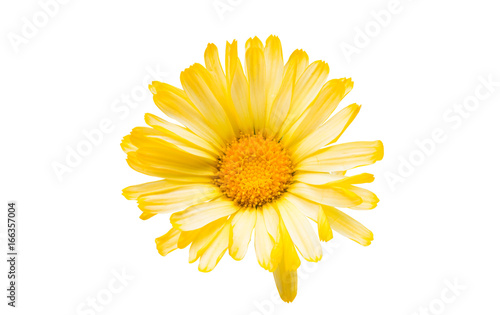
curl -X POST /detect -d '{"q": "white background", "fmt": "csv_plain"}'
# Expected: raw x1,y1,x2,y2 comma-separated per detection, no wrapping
1,0,499,314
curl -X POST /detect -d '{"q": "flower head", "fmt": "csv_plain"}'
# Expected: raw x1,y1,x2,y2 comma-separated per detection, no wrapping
122,35,383,302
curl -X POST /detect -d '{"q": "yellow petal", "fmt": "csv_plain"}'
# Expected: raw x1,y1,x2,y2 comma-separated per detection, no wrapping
285,78,353,146
266,49,309,136
317,207,333,242
226,40,253,133
155,228,181,256
280,60,329,139
272,218,300,302
275,198,322,262
264,35,284,122
285,58,330,110
296,173,374,191
139,212,156,220
180,64,235,142
151,81,224,149
322,205,373,246
134,145,215,176
229,208,257,260
204,43,227,98
273,261,298,303
121,135,137,153
262,203,279,241
294,171,346,186
278,219,301,271
270,226,284,269
291,103,361,162
138,184,221,215
145,113,218,156
245,46,266,131
296,140,384,173
198,221,231,272
126,152,214,180
283,193,320,221
142,134,216,162
189,217,227,263
255,210,277,271
123,178,210,200
326,173,375,186
170,198,239,231
286,49,309,82
288,182,362,208
342,185,380,210
204,43,241,133
178,229,201,249
245,36,264,51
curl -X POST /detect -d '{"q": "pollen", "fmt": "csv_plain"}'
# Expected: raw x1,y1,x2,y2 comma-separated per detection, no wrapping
215,134,294,207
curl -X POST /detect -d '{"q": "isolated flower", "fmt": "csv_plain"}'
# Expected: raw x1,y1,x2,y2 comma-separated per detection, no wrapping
121,35,383,302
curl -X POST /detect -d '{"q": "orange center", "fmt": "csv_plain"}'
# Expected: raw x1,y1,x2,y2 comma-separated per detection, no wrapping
215,134,294,207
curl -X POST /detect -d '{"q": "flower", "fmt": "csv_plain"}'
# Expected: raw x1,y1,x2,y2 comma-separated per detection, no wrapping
121,35,383,303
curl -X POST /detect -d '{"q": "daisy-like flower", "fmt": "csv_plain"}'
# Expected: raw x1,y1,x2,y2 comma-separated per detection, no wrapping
121,35,383,302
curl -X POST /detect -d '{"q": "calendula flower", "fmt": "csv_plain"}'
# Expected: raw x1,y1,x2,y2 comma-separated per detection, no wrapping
121,35,383,302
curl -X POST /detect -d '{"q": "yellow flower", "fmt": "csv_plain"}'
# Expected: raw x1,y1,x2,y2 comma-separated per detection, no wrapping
121,35,383,303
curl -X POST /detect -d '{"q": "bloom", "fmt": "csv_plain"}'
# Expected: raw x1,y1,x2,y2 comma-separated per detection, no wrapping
121,35,383,302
